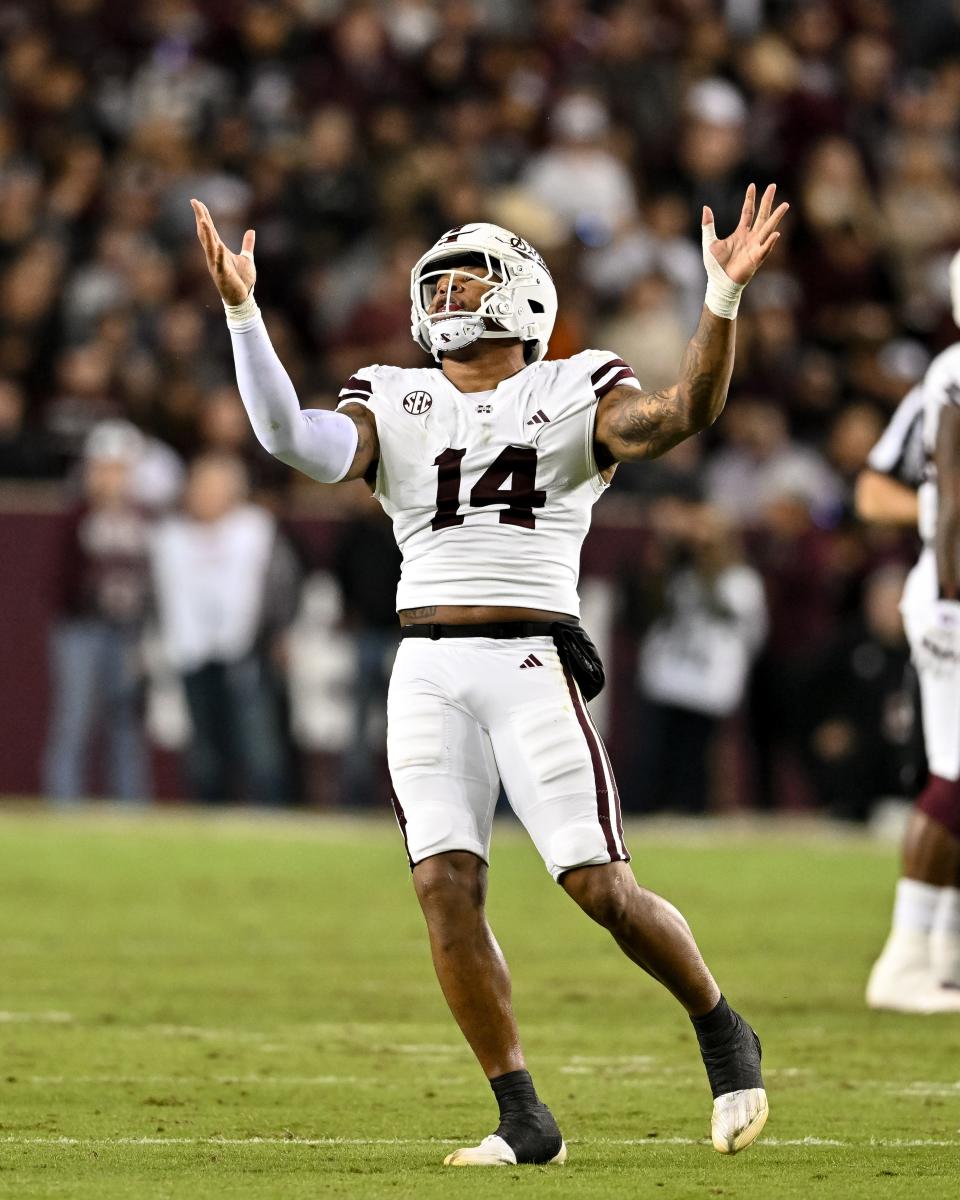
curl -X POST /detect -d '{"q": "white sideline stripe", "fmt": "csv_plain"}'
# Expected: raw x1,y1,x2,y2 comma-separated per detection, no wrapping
0,804,906,852
2,1135,960,1149
0,1011,73,1023
22,1075,364,1086
144,1024,271,1041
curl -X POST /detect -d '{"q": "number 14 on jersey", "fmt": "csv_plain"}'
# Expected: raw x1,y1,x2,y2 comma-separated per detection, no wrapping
432,447,546,531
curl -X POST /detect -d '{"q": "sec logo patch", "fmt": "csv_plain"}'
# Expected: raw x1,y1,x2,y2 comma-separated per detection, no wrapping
403,390,433,415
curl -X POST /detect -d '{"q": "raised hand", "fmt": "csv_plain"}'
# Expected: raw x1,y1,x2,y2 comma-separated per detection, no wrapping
704,183,789,286
191,198,256,305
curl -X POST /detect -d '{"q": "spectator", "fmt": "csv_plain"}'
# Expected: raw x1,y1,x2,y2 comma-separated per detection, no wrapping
332,496,403,807
522,90,637,243
150,453,300,805
593,270,691,393
625,502,768,814
801,564,921,821
0,379,58,479
673,79,753,239
704,399,844,526
43,421,154,803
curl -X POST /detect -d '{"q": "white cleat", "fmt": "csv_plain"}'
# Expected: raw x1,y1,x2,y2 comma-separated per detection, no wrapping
867,981,960,1013
866,960,960,1013
711,1087,768,1154
443,1134,568,1167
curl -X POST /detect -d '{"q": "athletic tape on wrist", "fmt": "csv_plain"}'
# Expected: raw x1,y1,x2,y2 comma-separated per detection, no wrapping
223,290,259,327
702,222,744,320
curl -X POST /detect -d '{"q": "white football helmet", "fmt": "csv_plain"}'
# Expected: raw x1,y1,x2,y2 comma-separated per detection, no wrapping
410,223,558,363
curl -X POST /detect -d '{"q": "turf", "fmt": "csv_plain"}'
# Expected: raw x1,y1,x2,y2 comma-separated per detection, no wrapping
0,808,956,1199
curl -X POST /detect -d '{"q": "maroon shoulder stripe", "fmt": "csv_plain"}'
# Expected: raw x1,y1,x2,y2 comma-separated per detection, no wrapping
339,390,372,403
343,375,372,393
561,663,620,861
594,366,637,400
390,794,414,869
590,357,627,385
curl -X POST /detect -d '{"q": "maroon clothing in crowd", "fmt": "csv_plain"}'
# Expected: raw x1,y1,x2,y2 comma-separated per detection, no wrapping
56,501,153,626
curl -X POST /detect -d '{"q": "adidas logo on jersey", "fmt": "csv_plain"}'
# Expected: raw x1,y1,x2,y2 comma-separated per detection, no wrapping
476,404,492,413
527,410,550,424
519,654,543,669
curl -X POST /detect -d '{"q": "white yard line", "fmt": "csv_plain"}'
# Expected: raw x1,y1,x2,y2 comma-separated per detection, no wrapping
22,1076,365,1086
1,1135,959,1149
0,1011,73,1023
9,1071,954,1095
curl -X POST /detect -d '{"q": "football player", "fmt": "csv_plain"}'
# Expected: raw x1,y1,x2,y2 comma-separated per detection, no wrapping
864,253,960,1013
192,183,788,1164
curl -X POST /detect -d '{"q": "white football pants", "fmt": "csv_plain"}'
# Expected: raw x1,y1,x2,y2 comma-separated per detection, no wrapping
386,635,629,881
902,549,960,781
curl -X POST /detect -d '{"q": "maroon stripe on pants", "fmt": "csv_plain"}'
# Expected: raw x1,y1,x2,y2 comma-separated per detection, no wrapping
561,663,619,860
390,794,414,868
595,726,628,860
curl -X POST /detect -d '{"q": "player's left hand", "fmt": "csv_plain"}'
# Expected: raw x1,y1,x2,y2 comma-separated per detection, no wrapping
704,183,789,286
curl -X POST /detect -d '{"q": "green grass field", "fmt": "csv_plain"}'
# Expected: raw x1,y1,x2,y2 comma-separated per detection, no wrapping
0,808,957,1199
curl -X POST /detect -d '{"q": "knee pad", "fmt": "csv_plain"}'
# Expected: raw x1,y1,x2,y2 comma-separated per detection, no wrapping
388,703,444,774
549,819,609,875
917,775,960,839
511,700,586,790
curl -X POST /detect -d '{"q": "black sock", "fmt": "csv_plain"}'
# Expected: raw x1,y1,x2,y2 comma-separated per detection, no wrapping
488,1069,562,1163
690,996,737,1050
490,1068,539,1117
691,995,763,1098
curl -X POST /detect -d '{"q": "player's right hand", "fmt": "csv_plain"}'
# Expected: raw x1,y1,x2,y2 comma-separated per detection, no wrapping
191,198,256,305
916,599,960,678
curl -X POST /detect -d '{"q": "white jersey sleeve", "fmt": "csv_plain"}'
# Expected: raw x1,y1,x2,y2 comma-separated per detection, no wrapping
866,385,925,488
918,342,960,543
335,350,640,616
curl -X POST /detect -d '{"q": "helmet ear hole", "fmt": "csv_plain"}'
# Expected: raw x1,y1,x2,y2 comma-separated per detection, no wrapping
528,300,545,313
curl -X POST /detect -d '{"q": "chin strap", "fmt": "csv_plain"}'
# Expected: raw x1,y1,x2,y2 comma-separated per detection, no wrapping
428,313,486,356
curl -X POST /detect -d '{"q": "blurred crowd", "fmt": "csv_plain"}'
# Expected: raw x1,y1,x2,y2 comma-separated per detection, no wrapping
3,0,959,813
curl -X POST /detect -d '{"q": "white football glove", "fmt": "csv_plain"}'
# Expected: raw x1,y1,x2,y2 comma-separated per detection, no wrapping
915,599,960,679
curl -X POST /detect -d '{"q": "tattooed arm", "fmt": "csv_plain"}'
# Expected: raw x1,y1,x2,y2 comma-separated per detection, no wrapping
595,309,735,462
595,182,788,465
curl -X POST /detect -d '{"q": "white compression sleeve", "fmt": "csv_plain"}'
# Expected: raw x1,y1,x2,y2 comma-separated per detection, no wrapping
225,298,359,484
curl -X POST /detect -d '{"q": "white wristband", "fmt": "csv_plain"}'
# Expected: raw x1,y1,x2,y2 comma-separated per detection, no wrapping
702,221,744,320
223,290,259,328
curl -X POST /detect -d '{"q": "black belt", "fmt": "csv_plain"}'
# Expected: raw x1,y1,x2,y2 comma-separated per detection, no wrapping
400,621,569,641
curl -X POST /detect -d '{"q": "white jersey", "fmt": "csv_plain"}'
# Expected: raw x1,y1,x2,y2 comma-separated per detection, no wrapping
918,341,960,544
337,351,640,616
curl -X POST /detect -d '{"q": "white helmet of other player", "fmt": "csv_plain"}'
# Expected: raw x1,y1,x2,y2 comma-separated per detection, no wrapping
410,223,558,363
951,247,960,328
